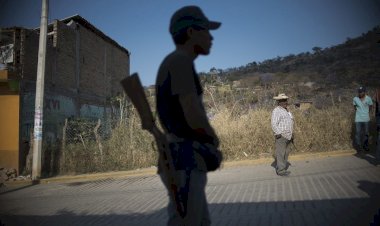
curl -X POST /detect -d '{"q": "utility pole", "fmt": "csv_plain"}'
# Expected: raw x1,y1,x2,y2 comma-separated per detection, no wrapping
32,0,48,180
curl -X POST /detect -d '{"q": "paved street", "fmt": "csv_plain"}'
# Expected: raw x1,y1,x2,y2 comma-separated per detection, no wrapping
1,152,380,226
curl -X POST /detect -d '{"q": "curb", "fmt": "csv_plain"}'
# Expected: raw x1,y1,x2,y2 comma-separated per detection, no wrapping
222,149,356,168
4,149,356,186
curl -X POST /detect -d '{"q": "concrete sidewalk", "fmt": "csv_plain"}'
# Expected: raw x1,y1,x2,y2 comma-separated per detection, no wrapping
1,150,379,226
3,149,357,186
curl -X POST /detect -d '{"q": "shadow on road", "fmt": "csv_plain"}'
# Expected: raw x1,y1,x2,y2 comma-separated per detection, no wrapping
1,181,379,226
354,152,379,166
351,116,380,166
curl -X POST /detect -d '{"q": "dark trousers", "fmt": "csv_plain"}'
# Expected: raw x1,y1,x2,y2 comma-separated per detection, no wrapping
355,122,369,150
376,117,380,159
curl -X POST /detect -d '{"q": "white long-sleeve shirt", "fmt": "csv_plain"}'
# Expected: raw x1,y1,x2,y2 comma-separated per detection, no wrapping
271,106,294,140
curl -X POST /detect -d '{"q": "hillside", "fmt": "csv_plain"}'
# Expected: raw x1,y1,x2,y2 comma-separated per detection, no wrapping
201,25,380,89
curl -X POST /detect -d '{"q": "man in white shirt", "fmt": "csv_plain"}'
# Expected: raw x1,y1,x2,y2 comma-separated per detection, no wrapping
271,94,294,176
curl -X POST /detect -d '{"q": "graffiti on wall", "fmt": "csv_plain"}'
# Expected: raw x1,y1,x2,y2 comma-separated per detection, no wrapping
21,93,109,141
80,104,105,119
45,98,61,110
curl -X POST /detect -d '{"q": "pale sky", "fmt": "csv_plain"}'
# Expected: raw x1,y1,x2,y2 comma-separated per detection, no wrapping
1,0,379,85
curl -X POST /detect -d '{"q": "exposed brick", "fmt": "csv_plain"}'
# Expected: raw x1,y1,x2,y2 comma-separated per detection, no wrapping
19,17,130,105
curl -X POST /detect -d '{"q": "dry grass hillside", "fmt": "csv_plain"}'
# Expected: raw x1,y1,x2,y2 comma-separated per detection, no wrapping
200,25,380,89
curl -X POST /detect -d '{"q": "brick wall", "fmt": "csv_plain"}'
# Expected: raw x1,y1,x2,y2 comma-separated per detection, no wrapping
17,18,130,138
19,18,130,105
54,19,130,104
53,20,77,94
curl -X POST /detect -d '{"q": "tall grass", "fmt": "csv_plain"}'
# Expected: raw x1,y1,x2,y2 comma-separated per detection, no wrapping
212,105,354,161
58,110,157,174
56,104,355,175
54,84,360,175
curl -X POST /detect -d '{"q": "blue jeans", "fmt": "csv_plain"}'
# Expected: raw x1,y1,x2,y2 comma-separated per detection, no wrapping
376,116,380,158
355,122,369,150
159,139,210,225
159,169,210,226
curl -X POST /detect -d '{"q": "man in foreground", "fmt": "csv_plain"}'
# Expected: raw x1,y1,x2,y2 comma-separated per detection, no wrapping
155,6,221,226
271,94,294,176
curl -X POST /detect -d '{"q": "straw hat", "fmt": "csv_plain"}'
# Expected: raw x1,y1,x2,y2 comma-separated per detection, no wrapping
273,93,289,100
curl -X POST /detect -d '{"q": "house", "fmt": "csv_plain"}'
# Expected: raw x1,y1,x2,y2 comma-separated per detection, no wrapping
295,100,313,110
0,15,130,173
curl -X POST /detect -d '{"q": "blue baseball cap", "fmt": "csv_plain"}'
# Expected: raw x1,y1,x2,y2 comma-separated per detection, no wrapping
169,6,221,35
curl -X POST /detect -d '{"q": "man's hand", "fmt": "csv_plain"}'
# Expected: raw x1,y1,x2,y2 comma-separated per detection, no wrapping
211,135,220,147
179,92,219,146
194,128,220,147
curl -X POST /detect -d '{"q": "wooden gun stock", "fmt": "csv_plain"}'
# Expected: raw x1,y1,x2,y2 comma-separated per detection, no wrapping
120,73,186,217
120,73,155,132
120,73,165,149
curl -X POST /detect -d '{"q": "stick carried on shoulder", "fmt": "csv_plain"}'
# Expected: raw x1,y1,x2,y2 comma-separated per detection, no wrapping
120,73,186,217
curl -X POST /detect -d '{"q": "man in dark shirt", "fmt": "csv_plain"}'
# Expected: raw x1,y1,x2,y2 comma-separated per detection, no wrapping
375,88,380,160
155,5,221,226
